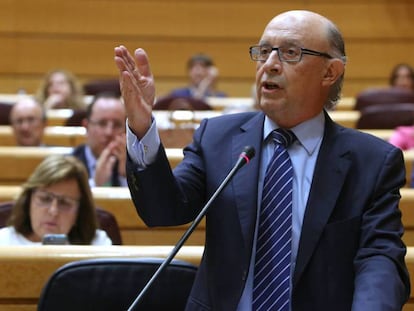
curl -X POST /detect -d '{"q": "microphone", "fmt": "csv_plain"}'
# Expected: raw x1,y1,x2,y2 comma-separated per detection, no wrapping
127,146,255,310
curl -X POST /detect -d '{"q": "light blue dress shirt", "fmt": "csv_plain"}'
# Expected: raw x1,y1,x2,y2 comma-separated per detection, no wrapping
84,145,128,187
237,112,324,310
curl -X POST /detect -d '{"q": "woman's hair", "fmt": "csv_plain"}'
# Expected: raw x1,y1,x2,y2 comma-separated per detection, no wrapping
35,69,85,110
8,155,98,244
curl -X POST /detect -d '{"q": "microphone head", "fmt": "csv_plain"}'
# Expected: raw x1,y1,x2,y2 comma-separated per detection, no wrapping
237,146,255,167
242,146,255,160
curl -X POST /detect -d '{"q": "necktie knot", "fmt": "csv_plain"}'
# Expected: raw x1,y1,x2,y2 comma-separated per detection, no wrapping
272,128,296,148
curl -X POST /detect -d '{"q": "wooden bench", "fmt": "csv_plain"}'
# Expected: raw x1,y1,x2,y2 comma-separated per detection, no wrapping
0,126,86,147
0,245,203,311
359,129,394,141
0,147,74,185
327,110,360,128
0,146,183,185
2,185,414,247
0,245,413,310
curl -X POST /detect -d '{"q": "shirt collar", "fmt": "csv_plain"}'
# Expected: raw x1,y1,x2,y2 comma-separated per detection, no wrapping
263,111,325,155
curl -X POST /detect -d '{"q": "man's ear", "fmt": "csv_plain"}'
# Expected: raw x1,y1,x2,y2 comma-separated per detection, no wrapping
322,59,345,86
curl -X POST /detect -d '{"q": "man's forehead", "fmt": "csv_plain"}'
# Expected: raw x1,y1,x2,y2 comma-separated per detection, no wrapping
260,14,327,48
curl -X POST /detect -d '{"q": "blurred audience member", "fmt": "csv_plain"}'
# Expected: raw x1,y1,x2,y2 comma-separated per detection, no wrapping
9,96,46,146
0,155,112,245
389,63,414,92
389,126,414,151
35,69,86,110
169,53,227,100
389,124,414,187
72,92,127,187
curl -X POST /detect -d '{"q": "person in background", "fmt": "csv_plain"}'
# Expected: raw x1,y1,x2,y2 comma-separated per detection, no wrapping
0,155,112,245
169,53,227,100
115,9,410,310
389,63,414,92
35,69,86,110
72,92,127,187
9,96,47,146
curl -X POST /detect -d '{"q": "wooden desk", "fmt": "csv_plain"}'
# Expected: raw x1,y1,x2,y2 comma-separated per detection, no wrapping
327,110,360,128
4,183,414,248
403,150,414,188
205,97,255,111
0,147,183,186
0,126,86,147
0,245,413,310
358,129,394,141
0,125,188,149
0,245,203,311
0,185,203,246
0,147,73,185
335,97,355,111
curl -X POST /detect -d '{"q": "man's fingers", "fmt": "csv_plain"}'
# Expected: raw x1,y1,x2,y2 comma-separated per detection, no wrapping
134,48,153,79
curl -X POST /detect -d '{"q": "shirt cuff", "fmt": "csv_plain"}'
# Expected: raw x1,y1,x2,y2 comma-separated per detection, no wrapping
126,118,160,169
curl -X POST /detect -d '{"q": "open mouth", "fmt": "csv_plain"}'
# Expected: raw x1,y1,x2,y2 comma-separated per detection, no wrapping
263,82,281,90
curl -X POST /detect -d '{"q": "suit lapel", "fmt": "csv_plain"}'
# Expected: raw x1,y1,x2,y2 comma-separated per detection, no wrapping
231,113,264,252
293,115,352,287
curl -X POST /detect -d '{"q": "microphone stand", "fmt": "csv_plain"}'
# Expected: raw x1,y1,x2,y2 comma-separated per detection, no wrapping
127,146,255,310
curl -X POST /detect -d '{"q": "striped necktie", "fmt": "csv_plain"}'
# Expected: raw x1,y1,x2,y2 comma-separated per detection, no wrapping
253,128,296,311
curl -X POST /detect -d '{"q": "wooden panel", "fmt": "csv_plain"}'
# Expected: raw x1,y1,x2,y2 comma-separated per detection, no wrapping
0,1,414,98
0,147,73,184
0,244,412,309
0,126,86,147
0,147,183,185
327,110,360,128
4,185,414,247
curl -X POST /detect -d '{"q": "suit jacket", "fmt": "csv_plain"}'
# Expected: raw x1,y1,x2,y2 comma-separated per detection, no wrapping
126,111,410,311
72,144,120,187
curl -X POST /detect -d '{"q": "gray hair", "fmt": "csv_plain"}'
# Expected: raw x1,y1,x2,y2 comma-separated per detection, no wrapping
325,21,347,110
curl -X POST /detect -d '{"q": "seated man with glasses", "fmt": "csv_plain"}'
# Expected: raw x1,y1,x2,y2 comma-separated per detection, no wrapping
0,154,112,245
72,92,127,187
9,96,47,146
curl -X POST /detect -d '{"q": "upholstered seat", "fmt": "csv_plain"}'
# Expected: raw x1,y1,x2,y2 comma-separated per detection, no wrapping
83,79,121,97
64,109,87,126
0,102,13,125
37,257,197,311
356,103,414,129
355,88,414,111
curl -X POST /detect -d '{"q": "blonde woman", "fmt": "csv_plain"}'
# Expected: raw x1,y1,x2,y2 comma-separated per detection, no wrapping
35,69,86,110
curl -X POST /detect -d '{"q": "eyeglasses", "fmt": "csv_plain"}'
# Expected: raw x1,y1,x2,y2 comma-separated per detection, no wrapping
89,119,125,132
32,189,79,213
249,44,333,63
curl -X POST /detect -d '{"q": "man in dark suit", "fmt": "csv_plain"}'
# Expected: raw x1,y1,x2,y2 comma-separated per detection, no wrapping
115,10,410,310
72,92,127,187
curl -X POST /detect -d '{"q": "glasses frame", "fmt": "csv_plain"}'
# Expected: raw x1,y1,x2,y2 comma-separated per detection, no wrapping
249,44,333,63
32,189,80,213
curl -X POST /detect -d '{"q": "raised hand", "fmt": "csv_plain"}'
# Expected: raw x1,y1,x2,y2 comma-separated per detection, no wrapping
114,45,155,139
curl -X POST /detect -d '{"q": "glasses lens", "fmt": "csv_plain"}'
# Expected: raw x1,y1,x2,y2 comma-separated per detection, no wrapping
34,190,79,212
279,46,301,62
250,46,272,61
